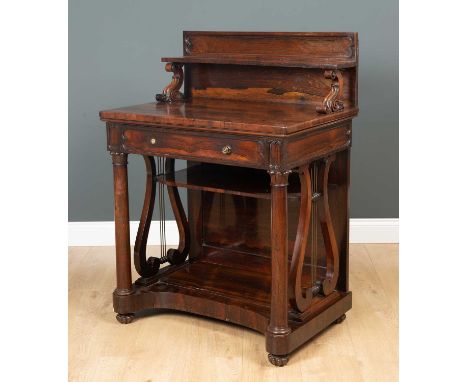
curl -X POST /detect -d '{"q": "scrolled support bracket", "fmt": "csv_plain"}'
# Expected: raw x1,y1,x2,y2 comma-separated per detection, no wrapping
316,70,344,114
155,63,184,103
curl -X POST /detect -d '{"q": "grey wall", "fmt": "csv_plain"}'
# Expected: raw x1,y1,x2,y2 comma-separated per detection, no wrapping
69,0,398,221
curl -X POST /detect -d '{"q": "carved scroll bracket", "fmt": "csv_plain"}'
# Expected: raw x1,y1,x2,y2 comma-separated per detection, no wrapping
316,70,344,114
156,63,184,103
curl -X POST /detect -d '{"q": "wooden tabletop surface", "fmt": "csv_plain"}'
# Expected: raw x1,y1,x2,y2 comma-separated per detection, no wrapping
100,98,358,135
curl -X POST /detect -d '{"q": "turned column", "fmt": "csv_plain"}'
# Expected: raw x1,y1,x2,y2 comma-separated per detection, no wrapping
267,170,292,366
111,152,133,296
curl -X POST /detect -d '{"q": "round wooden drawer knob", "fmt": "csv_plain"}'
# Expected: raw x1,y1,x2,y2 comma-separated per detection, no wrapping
150,138,156,144
222,145,232,155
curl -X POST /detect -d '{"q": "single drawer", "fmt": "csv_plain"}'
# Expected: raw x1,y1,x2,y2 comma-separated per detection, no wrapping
121,127,266,167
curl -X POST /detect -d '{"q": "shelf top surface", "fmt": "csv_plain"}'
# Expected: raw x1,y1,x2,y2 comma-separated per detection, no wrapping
161,54,356,69
158,164,302,199
100,98,358,135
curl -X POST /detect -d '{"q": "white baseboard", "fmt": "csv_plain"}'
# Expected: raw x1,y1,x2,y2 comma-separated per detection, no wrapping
68,221,179,247
68,218,398,246
348,218,398,243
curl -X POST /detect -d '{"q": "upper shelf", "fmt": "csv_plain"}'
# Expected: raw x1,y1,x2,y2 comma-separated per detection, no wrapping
157,164,303,199
161,54,357,69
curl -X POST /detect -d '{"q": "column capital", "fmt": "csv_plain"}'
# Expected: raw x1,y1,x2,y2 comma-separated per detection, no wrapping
269,170,291,187
110,152,128,165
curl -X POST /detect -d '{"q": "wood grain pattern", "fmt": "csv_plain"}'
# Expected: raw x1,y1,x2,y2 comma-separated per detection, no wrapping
162,54,356,69
182,31,357,61
100,99,358,136
111,153,133,296
121,124,267,168
267,171,292,360
188,64,353,106
284,121,351,169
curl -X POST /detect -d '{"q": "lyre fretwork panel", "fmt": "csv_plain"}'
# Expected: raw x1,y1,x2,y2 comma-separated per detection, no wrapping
198,151,349,316
131,151,347,309
133,155,190,282
288,155,341,315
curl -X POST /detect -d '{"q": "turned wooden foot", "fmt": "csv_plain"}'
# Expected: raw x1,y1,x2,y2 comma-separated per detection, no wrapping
268,353,289,367
116,313,135,324
334,314,346,324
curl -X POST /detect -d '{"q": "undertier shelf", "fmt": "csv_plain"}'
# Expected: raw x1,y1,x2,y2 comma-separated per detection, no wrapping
157,250,316,313
160,253,272,308
132,250,346,332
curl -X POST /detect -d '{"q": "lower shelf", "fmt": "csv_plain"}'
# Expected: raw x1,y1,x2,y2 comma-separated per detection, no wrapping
160,257,271,309
114,250,351,336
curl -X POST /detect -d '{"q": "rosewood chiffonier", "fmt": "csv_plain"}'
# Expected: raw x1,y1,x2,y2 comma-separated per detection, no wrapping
99,31,359,366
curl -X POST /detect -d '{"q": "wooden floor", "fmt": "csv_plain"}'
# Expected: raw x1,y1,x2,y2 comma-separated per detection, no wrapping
69,244,398,382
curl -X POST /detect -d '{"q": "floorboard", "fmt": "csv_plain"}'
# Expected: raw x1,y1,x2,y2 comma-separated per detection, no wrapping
69,244,399,382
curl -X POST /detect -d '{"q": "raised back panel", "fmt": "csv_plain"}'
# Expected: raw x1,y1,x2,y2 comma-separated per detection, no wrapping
183,32,357,60
188,63,354,106
183,32,358,106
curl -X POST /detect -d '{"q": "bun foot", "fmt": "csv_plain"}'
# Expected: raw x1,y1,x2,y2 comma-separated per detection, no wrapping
268,353,289,367
334,314,346,324
116,313,135,324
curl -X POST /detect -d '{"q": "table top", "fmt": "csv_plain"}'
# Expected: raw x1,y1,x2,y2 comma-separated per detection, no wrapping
100,98,358,136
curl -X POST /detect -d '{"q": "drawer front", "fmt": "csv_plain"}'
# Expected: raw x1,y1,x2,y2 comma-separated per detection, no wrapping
122,127,266,167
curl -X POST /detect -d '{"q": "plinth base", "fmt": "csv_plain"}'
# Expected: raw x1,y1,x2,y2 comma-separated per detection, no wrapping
113,251,352,365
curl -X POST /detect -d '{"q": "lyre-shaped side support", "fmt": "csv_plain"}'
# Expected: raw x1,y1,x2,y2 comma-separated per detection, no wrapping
134,157,191,277
317,155,339,296
134,156,161,277
155,63,184,103
316,70,344,114
164,158,190,264
289,165,314,312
